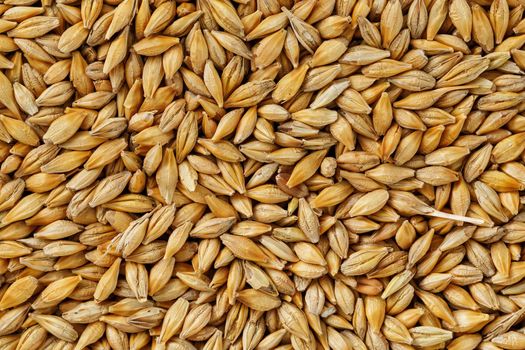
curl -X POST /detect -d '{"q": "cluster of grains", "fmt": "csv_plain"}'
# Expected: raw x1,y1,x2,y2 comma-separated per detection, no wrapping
3,0,525,349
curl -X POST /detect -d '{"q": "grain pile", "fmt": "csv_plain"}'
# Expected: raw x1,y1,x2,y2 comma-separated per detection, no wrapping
2,0,525,348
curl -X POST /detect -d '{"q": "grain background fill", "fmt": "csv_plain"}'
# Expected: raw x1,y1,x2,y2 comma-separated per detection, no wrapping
0,0,525,349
